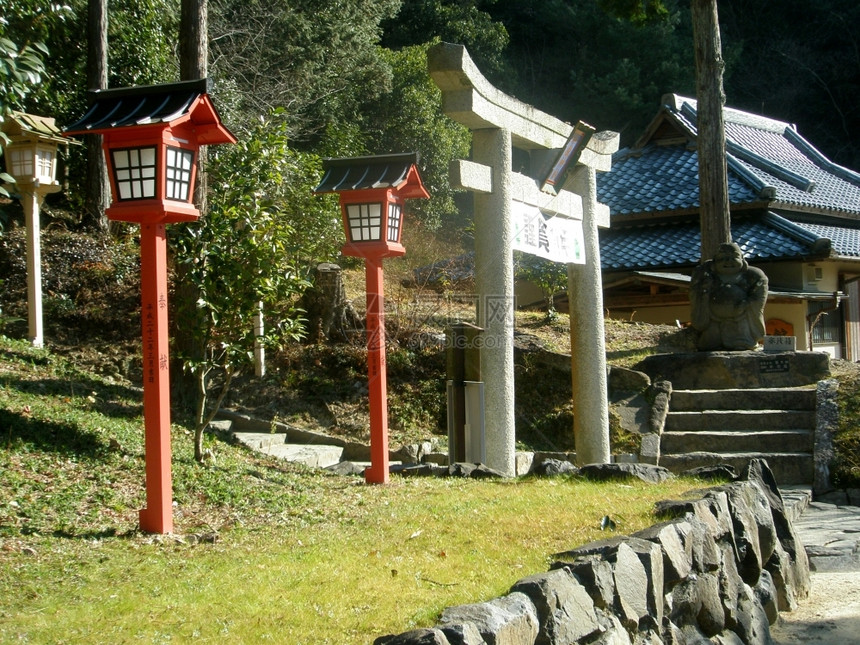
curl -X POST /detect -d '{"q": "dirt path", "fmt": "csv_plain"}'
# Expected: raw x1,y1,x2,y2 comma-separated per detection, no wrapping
770,572,860,644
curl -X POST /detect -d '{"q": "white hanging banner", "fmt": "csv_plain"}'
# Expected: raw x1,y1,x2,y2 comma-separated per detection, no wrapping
511,201,586,264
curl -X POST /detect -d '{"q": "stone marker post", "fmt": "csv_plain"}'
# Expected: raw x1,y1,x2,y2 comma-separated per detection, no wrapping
472,128,516,474
568,165,610,464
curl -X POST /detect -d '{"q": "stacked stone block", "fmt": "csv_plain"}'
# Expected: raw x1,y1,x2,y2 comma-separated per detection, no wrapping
376,459,809,645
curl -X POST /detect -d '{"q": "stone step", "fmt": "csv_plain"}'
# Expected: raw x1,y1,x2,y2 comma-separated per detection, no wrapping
669,387,816,412
229,431,344,468
661,429,813,454
262,443,344,468
659,451,813,485
664,409,816,432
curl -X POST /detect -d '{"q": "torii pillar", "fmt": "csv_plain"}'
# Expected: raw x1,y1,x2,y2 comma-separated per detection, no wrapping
429,43,619,472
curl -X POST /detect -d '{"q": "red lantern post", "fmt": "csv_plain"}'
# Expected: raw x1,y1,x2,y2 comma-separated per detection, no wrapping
314,153,429,484
65,79,236,533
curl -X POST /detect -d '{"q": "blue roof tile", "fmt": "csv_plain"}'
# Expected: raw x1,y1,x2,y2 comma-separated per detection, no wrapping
599,145,761,214
793,221,860,258
597,95,860,272
600,214,826,271
599,94,860,218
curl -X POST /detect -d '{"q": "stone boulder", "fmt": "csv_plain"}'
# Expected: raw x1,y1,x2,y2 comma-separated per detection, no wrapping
510,569,601,644
579,463,674,484
532,458,579,477
374,629,452,645
438,592,538,645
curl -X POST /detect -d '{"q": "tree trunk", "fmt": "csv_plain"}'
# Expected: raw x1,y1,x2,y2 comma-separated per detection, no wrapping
299,263,362,343
692,0,731,261
84,0,110,233
180,0,208,208
173,0,210,411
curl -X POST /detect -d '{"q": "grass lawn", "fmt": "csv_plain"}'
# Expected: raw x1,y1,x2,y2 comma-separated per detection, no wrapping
1,336,703,643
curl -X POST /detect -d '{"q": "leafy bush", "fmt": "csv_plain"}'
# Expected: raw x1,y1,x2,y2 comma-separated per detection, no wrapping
833,373,860,488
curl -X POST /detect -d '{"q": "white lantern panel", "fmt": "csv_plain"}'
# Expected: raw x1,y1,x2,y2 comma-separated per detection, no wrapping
35,146,56,184
387,203,402,243
346,202,383,242
111,146,158,200
165,146,194,201
9,147,34,180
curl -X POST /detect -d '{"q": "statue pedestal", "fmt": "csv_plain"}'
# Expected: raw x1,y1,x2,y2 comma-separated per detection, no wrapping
635,351,830,390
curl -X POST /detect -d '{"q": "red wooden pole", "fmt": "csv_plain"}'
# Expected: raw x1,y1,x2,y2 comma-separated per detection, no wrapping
364,256,390,484
138,222,174,533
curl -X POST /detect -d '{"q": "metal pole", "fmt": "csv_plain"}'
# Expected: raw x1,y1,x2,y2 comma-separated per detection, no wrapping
138,222,174,533
364,256,390,484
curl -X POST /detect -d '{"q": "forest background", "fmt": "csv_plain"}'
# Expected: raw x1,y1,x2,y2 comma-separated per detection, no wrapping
2,0,860,455
5,0,860,230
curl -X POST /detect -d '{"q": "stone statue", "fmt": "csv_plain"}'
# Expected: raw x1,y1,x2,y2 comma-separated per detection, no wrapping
690,242,768,351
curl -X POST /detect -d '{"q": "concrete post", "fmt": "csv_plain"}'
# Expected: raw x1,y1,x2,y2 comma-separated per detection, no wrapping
22,190,44,348
472,128,516,476
568,166,610,465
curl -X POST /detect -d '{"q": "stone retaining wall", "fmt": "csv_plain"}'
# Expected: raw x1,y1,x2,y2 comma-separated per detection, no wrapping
375,459,809,645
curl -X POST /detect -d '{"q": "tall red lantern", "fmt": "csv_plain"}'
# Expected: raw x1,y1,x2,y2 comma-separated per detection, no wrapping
65,79,236,533
314,153,430,483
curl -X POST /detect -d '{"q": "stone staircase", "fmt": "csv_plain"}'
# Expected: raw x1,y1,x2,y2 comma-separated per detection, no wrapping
658,386,817,485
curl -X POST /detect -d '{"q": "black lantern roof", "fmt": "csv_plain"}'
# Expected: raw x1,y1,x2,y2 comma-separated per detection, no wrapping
314,152,424,194
64,79,221,134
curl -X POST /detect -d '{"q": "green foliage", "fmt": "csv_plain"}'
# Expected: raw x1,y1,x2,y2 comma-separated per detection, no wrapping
0,2,73,197
171,112,341,445
32,0,177,120
360,43,471,231
105,0,179,87
514,251,568,320
833,373,860,488
489,0,693,141
381,0,509,76
209,0,400,139
0,2,70,114
597,0,670,26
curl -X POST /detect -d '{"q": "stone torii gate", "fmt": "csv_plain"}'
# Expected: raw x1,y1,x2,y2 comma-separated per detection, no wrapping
428,43,619,475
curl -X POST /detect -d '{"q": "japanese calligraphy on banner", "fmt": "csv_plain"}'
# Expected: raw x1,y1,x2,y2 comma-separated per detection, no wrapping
512,201,586,265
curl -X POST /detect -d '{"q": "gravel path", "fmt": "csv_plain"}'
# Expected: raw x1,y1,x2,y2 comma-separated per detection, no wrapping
771,499,860,645
771,572,860,644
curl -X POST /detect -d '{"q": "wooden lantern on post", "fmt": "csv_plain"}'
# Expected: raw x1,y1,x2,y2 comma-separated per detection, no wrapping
313,153,429,484
65,79,236,534
1,112,76,347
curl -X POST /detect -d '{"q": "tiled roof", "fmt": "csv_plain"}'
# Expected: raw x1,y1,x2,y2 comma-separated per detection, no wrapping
64,79,211,132
793,220,860,258
64,79,235,149
599,144,762,215
600,213,831,271
314,153,424,194
598,94,860,217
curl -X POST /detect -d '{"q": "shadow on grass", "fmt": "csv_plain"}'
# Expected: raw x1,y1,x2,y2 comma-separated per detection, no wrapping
50,527,139,540
3,374,143,419
1,408,105,457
